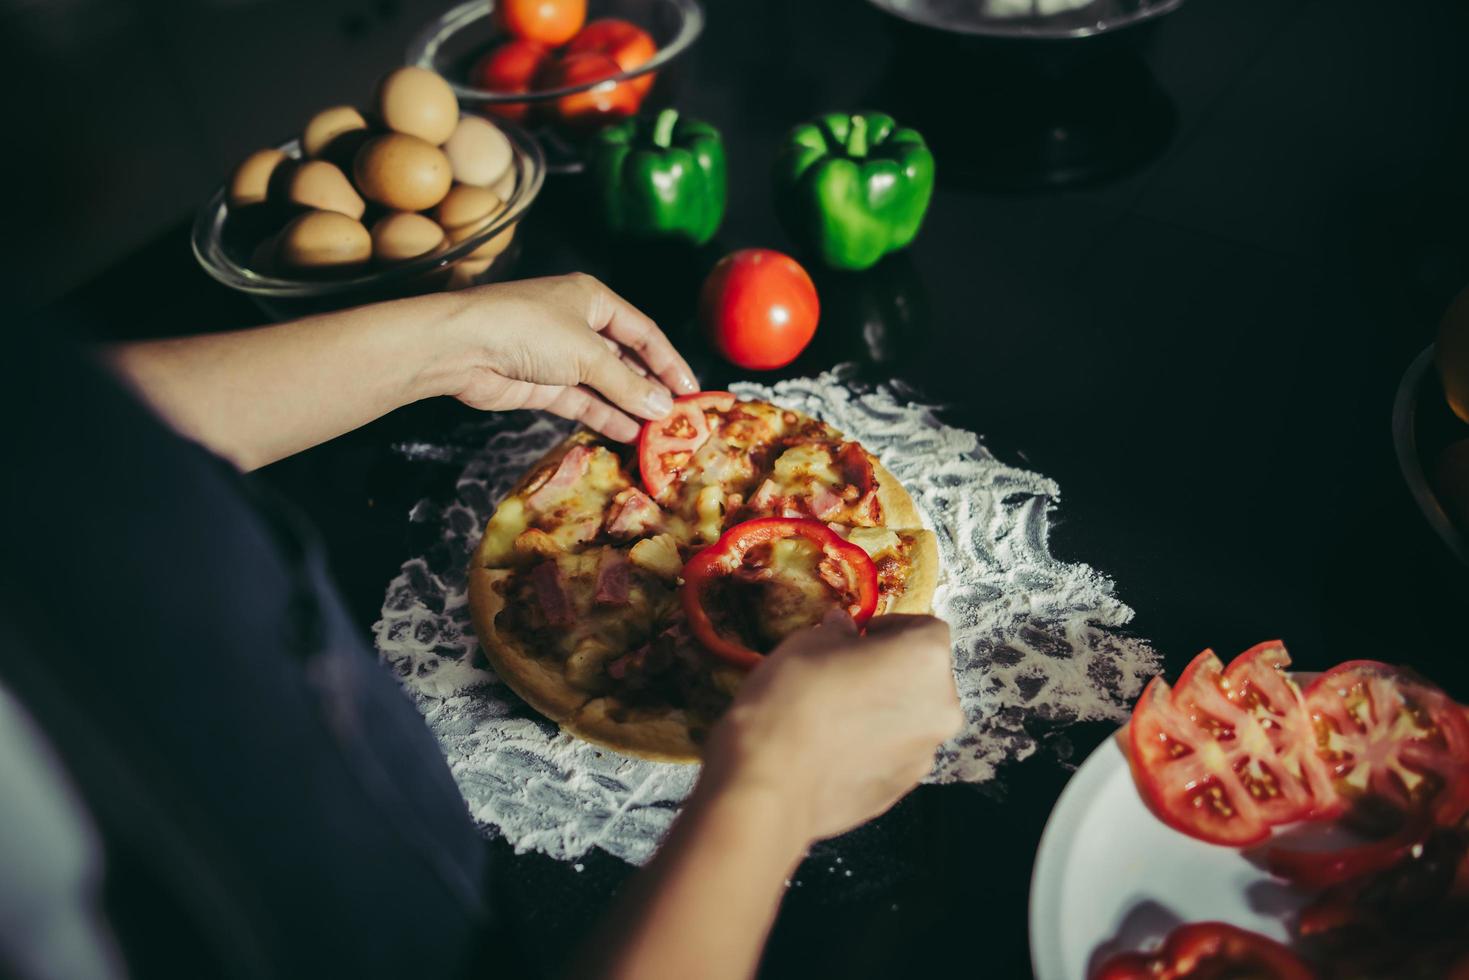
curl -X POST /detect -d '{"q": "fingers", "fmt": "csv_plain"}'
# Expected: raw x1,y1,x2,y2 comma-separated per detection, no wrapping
582,343,676,423
525,383,643,443
582,277,699,396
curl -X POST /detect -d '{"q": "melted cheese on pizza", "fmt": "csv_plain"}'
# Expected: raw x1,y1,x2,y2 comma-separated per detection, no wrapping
479,444,634,566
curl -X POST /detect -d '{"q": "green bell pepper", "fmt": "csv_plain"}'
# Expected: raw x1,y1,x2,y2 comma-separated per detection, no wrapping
773,112,935,271
589,108,727,246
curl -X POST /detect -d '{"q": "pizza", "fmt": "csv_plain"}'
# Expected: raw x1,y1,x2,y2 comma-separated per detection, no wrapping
466,392,941,762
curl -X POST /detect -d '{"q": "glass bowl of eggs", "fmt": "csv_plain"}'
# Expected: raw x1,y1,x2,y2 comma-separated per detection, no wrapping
192,66,545,321
407,0,704,172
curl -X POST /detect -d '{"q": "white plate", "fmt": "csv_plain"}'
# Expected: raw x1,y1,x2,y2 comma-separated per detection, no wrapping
1028,732,1314,980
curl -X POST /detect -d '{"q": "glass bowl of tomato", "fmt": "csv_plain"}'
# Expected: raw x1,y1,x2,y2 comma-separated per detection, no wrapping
192,114,546,322
407,0,704,172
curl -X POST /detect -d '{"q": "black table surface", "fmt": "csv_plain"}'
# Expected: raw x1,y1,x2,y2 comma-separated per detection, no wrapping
52,0,1469,975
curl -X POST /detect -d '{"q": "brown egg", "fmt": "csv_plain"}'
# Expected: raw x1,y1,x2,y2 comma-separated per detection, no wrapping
447,256,495,291
229,148,288,208
248,234,279,275
443,115,513,188
376,66,459,145
1438,285,1469,425
354,133,453,212
436,185,515,259
303,105,369,159
371,212,446,264
277,210,371,271
282,160,365,219
491,166,516,201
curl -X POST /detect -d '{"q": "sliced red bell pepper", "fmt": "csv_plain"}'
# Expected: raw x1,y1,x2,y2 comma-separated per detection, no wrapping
680,517,878,669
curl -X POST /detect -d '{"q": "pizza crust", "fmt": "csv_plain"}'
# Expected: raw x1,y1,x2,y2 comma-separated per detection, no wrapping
567,698,702,763
888,529,940,615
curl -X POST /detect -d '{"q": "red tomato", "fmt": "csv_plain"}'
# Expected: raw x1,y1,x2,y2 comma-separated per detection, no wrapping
1130,644,1341,846
565,18,657,97
1223,642,1343,820
701,249,820,371
534,51,642,130
680,517,879,669
1267,814,1431,889
1094,922,1316,980
470,38,553,122
495,0,586,46
1305,661,1469,822
636,391,734,499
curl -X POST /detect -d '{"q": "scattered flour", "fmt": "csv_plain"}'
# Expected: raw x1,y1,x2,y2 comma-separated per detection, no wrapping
373,368,1158,865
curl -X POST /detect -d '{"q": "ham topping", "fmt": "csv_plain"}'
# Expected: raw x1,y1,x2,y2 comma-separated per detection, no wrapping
530,560,574,628
806,484,845,521
594,549,631,606
606,487,662,538
527,445,594,510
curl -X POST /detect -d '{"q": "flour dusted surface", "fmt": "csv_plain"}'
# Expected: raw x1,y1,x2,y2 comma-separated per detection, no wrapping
373,369,1158,864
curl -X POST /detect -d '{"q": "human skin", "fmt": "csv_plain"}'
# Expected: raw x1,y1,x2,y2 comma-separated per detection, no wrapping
106,273,698,471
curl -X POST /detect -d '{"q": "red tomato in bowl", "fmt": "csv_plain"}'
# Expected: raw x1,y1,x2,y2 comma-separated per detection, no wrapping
565,18,657,97
496,0,586,46
534,52,642,130
701,249,820,371
470,38,553,122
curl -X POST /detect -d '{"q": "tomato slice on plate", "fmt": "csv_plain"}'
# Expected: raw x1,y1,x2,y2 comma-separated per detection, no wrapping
680,517,878,669
1129,669,1273,846
1223,641,1344,820
1131,644,1339,846
1304,660,1469,822
636,392,735,499
1094,921,1316,980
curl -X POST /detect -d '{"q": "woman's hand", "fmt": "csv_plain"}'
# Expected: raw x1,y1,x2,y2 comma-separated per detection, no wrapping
569,612,960,980
700,611,962,846
442,273,698,443
107,272,697,470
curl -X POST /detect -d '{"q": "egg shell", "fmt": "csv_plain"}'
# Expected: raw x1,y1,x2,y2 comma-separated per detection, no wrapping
491,165,516,201
435,185,517,259
376,66,459,145
443,116,513,188
354,133,454,212
447,255,496,291
229,148,288,208
303,106,369,159
283,160,366,220
371,212,446,264
277,210,371,270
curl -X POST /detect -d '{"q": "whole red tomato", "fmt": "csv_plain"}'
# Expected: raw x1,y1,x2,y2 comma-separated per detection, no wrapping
534,52,642,130
565,18,657,97
495,0,586,46
470,38,553,122
701,249,820,371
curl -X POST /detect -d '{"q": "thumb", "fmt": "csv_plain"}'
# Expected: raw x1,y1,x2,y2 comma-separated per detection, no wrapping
581,341,675,422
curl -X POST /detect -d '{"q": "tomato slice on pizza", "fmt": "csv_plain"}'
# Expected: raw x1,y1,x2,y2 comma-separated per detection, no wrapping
680,517,879,670
637,392,734,499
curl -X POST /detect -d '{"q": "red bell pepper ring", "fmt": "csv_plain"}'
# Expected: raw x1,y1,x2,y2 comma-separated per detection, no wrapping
1093,921,1317,980
680,517,878,669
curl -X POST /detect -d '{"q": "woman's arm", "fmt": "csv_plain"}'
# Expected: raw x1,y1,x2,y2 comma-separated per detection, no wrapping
568,613,962,980
105,274,697,471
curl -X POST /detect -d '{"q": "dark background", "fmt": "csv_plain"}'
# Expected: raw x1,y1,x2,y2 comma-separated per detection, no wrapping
18,0,1469,975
